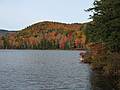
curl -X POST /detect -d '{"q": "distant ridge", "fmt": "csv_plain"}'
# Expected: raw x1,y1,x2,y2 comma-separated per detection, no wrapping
0,29,16,36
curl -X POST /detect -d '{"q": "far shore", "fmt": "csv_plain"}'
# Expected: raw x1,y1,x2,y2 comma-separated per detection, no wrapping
0,49,87,51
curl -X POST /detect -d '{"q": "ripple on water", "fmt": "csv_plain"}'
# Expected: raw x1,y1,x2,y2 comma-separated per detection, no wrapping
0,50,91,90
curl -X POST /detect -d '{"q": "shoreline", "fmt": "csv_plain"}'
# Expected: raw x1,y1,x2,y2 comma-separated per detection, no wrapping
0,49,87,51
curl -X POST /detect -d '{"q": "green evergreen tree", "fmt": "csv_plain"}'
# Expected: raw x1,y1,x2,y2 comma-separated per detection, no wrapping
86,0,120,52
2,35,9,49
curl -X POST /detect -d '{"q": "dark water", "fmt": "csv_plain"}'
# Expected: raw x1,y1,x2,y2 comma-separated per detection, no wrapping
0,50,91,90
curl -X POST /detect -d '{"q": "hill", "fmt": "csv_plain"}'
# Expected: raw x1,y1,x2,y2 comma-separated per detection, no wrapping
0,21,86,49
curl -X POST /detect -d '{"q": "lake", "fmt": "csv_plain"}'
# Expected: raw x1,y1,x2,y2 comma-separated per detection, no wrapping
0,50,91,90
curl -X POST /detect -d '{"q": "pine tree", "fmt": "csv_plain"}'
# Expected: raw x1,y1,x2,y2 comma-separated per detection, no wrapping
86,0,120,52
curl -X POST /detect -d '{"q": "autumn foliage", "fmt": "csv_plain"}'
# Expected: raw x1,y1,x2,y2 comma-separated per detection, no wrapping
0,21,86,49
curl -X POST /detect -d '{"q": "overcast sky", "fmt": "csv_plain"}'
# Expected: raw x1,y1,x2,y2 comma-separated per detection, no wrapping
0,0,94,30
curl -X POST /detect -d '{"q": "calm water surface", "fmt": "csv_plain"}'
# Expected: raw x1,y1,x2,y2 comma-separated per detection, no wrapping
0,50,91,90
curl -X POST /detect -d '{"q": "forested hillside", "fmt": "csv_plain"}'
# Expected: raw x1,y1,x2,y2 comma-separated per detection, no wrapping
0,21,86,49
